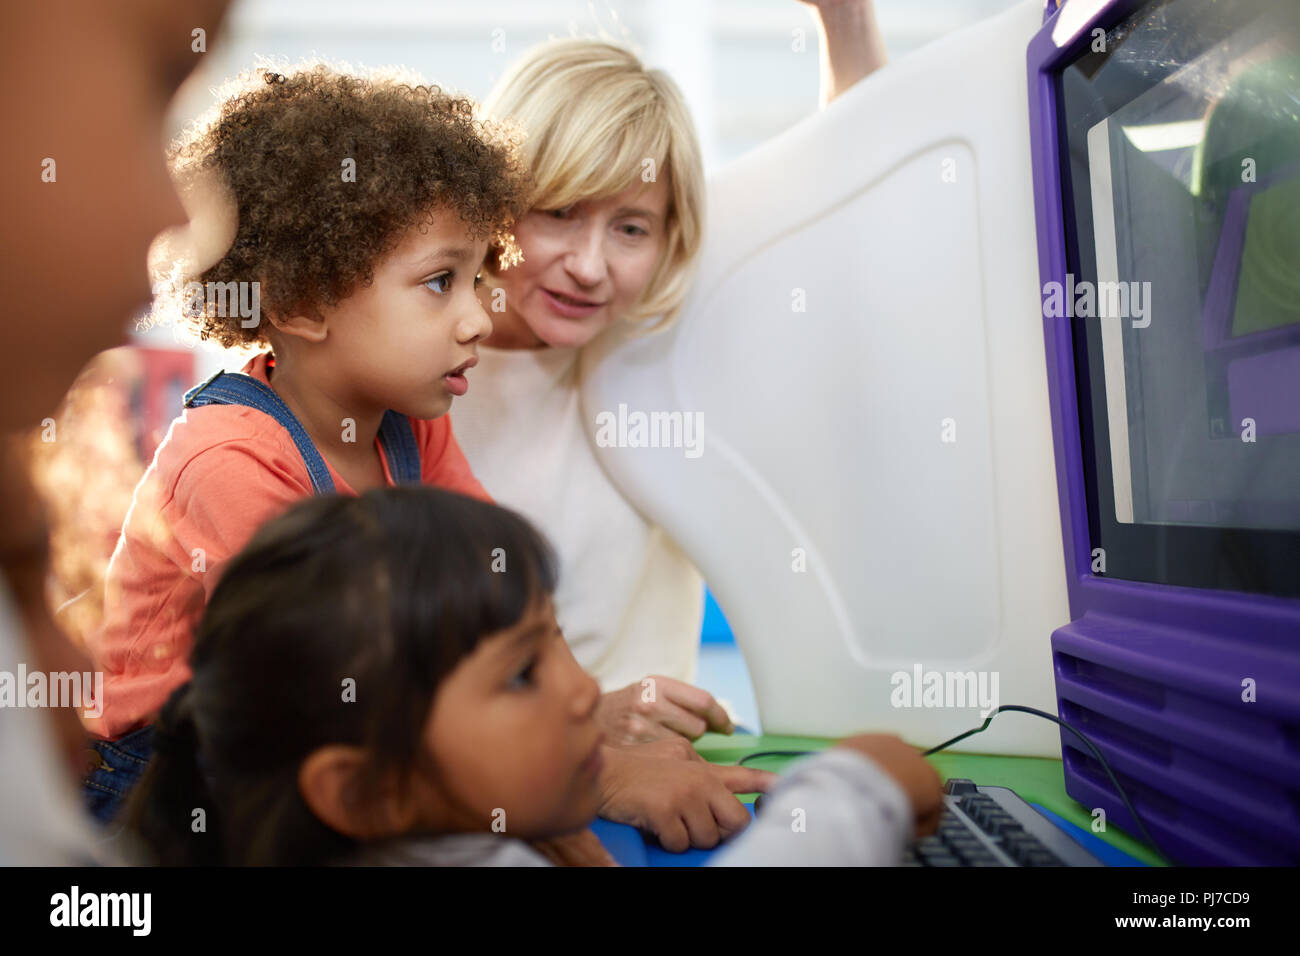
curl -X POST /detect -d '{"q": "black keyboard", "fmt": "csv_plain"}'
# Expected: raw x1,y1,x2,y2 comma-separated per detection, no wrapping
901,778,1104,867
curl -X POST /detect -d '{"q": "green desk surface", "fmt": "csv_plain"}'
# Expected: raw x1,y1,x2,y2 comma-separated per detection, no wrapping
695,732,1168,867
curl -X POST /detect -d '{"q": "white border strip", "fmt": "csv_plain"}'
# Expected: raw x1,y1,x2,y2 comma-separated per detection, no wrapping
1087,117,1135,524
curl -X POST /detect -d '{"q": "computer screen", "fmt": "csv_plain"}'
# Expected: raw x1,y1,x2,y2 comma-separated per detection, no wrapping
1056,0,1300,596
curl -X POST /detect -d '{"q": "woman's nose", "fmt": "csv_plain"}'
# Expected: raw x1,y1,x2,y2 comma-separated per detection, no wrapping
563,225,608,286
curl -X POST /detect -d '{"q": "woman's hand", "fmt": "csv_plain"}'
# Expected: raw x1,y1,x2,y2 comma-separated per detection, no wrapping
595,675,734,745
795,0,889,107
596,742,778,852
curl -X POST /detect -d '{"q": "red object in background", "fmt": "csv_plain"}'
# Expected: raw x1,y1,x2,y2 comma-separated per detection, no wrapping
132,347,195,462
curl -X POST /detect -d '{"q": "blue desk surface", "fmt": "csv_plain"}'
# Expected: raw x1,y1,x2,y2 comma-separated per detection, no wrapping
589,734,1158,867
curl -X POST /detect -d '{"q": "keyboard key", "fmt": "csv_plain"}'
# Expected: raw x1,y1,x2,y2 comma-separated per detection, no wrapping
918,846,961,865
955,848,1002,866
944,778,979,796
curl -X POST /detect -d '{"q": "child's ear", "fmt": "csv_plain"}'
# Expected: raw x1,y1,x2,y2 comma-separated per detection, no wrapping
266,309,328,344
298,745,419,839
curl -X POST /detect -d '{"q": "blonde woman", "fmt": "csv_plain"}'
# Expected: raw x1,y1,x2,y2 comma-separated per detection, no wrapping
453,2,887,750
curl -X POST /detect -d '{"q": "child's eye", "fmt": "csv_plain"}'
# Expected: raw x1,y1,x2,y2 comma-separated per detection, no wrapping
507,656,538,690
474,273,485,289
424,272,453,295
547,205,574,220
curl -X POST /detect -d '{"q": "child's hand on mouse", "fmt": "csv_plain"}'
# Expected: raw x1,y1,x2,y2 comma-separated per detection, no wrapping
596,744,777,852
836,734,944,837
595,675,734,745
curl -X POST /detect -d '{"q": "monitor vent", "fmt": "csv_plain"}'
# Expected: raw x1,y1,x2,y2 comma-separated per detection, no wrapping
1054,647,1300,864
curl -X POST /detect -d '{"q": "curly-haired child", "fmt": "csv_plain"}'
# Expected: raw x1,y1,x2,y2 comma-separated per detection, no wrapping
81,63,529,823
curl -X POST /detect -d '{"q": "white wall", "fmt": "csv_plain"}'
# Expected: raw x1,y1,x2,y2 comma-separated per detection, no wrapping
151,0,1022,373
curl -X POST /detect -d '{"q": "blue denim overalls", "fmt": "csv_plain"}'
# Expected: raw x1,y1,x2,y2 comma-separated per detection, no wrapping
82,369,421,825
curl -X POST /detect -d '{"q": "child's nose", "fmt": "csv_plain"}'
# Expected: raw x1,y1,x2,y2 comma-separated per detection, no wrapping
457,297,493,343
571,667,601,722
558,640,601,719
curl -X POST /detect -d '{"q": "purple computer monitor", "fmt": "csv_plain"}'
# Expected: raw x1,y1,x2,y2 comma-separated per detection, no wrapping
1027,0,1300,864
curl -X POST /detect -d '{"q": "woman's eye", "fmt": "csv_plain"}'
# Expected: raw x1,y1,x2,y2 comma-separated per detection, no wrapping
424,273,453,294
474,273,485,289
620,224,648,238
548,205,575,219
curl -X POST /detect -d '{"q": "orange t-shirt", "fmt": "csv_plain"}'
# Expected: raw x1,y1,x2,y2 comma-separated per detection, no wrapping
84,352,491,740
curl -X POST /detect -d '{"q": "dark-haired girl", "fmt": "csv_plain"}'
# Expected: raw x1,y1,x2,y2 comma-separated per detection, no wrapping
126,487,942,866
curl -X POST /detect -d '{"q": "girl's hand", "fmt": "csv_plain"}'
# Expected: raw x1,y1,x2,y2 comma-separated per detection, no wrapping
530,828,618,867
596,744,777,852
595,675,734,745
836,733,944,837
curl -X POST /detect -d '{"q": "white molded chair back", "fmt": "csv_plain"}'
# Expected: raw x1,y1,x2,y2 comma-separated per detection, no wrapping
581,0,1066,754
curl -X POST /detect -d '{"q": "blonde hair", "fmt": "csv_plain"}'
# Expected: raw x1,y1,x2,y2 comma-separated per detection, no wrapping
482,38,705,330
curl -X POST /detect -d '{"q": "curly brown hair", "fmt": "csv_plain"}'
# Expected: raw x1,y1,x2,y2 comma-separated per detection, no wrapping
166,64,529,348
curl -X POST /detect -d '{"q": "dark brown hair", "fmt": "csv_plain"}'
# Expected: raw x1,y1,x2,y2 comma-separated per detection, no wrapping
122,486,558,866
167,64,529,347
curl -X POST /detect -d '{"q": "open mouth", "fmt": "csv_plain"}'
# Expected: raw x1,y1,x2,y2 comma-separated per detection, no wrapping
443,355,477,396
579,733,606,775
544,289,605,309
445,356,477,377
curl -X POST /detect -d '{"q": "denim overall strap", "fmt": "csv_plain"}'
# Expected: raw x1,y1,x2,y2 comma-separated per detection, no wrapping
377,409,422,485
182,370,424,492
183,370,336,494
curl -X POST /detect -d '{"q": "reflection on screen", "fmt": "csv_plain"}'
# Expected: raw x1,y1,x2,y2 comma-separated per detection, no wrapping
1081,2,1300,532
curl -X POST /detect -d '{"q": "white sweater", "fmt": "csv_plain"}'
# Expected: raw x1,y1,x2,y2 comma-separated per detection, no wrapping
353,748,914,867
451,344,704,691
0,579,100,864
